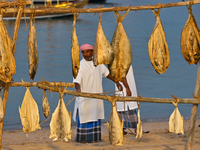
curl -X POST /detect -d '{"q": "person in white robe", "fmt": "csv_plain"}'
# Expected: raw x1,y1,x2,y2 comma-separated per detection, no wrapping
115,65,138,135
73,43,122,143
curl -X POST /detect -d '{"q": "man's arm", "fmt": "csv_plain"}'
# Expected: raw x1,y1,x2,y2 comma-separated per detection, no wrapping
122,77,131,96
106,73,123,91
75,82,81,92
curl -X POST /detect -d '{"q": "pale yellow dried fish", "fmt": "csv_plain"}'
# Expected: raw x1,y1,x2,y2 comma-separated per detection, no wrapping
169,97,184,135
148,9,170,74
28,15,39,80
108,9,132,82
49,96,72,142
0,15,16,83
136,106,142,138
93,13,114,66
42,90,50,118
180,5,200,65
106,95,123,146
71,13,80,79
19,87,41,137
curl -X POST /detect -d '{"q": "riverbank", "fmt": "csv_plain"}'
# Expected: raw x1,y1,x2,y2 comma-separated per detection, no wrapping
2,119,200,150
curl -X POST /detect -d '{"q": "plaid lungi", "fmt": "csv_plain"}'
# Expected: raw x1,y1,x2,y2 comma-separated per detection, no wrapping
118,107,138,129
76,116,101,142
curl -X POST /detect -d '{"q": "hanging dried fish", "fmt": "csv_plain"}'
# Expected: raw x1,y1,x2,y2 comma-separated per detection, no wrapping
148,9,170,74
108,9,132,82
42,90,50,118
0,15,16,83
180,4,200,65
136,102,142,138
106,95,123,146
169,95,184,135
28,15,39,80
0,90,3,122
93,13,114,66
71,13,80,79
19,87,41,137
49,93,72,142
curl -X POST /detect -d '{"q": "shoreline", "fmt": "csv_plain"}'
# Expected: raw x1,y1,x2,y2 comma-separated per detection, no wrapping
2,119,200,150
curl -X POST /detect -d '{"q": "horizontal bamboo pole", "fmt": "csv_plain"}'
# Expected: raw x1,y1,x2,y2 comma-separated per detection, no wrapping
3,81,199,104
0,0,31,8
3,0,200,14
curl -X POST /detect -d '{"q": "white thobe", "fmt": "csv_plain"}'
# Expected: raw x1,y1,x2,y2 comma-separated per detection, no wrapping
115,65,138,111
73,59,109,123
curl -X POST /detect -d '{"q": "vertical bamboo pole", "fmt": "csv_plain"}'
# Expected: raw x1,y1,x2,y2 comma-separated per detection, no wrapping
0,5,23,150
186,63,200,150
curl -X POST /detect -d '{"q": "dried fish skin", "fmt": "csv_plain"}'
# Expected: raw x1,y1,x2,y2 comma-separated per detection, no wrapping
108,10,132,82
180,12,200,65
169,106,184,135
136,108,142,138
28,17,39,80
148,10,170,74
106,95,123,146
71,13,80,79
49,97,72,142
93,13,114,66
42,91,50,118
19,87,41,136
0,15,16,83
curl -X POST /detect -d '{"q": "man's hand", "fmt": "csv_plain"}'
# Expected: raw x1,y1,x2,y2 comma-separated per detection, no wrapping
75,83,81,92
116,82,123,91
126,88,131,96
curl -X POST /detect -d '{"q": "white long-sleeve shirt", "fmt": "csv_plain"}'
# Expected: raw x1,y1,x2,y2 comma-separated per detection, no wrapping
115,65,138,111
73,59,109,123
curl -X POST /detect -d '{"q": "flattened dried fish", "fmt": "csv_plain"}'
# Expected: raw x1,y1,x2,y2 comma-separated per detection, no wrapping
19,87,41,136
49,96,72,142
180,5,200,65
93,13,114,66
71,13,80,79
42,90,50,118
169,98,184,135
106,95,123,146
136,105,142,138
148,9,170,74
0,15,16,83
108,9,132,82
28,15,39,80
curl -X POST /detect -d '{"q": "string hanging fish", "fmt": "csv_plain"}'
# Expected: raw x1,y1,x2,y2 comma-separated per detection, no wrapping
148,9,170,74
180,4,200,65
169,94,184,135
108,9,132,82
71,13,80,79
0,15,16,83
49,91,72,142
28,15,39,80
19,87,41,137
106,95,123,146
93,13,114,66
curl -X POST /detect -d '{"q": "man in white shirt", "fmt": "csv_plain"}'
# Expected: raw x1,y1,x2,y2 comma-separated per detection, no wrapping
115,65,138,135
73,43,122,143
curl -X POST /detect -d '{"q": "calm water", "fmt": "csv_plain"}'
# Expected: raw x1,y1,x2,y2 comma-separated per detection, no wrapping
3,0,200,130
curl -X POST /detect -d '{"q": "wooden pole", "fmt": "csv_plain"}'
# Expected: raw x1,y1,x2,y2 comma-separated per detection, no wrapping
186,63,200,150
12,6,23,54
0,84,10,149
4,0,200,14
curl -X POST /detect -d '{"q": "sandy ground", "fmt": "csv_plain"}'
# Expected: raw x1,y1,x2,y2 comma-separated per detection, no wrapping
1,120,200,150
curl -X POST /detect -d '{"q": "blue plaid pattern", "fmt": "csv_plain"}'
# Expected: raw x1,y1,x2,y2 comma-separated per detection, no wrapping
76,116,101,142
118,108,138,129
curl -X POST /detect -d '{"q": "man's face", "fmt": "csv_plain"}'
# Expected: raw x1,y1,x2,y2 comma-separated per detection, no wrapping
81,49,93,61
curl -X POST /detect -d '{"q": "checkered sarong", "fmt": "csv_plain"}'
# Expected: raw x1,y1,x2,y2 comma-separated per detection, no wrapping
75,116,101,143
118,108,138,129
